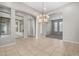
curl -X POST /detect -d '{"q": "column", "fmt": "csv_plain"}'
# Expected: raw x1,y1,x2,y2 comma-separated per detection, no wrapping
10,8,16,41
24,15,28,38
40,22,43,37
18,21,20,32
36,16,39,39
33,19,36,37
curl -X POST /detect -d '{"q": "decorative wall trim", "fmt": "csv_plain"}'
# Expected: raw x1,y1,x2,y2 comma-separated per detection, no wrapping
0,11,10,14
63,40,79,44
48,2,73,15
0,11,10,18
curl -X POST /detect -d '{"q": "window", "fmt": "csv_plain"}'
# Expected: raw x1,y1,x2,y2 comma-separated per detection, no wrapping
59,22,63,32
16,21,18,32
0,17,10,35
54,22,58,32
16,19,24,33
19,20,24,32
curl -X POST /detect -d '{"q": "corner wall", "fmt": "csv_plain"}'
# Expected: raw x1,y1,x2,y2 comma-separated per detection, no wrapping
63,3,79,42
49,3,79,42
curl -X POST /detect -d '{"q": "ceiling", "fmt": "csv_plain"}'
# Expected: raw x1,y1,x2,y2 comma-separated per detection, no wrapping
24,2,70,13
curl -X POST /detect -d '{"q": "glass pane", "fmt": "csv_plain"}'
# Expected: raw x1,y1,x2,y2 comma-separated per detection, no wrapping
0,18,10,35
59,22,63,32
20,20,24,32
54,22,58,32
1,23,7,34
16,21,18,32
16,20,24,33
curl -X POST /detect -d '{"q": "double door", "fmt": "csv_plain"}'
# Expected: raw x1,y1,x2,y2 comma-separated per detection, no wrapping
51,19,63,38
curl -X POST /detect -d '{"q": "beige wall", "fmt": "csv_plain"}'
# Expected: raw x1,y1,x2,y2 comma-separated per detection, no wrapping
49,3,79,42
63,3,79,42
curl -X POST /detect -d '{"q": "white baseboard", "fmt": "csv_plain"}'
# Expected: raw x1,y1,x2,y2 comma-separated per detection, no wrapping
0,42,16,47
63,40,79,44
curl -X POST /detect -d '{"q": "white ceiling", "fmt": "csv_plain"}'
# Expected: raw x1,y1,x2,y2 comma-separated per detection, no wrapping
24,2,69,13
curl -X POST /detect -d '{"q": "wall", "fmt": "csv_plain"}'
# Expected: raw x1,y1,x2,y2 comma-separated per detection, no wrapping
0,5,36,46
49,3,79,42
63,3,79,42
0,7,11,46
16,12,36,38
0,7,10,18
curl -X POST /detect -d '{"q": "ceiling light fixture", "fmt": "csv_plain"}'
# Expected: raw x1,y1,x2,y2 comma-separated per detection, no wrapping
37,2,49,23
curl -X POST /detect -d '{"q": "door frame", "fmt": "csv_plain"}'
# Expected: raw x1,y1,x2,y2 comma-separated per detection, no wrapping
51,19,63,39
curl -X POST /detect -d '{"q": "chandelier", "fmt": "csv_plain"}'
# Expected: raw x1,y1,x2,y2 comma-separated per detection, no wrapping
37,2,49,23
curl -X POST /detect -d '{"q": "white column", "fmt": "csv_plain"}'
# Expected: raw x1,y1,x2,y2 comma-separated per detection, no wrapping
32,19,35,36
24,15,28,38
40,23,43,36
36,16,39,39
10,8,16,41
18,21,20,32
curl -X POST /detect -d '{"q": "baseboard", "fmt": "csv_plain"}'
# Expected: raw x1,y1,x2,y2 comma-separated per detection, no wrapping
0,42,16,47
63,40,79,44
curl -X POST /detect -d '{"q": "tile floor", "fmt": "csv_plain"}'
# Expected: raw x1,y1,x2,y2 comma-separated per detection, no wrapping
0,37,79,56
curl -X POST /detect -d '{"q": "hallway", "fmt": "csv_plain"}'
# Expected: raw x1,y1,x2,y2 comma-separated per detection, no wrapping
0,37,79,56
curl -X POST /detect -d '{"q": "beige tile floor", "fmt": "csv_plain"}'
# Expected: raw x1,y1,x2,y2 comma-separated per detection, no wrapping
0,37,79,56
